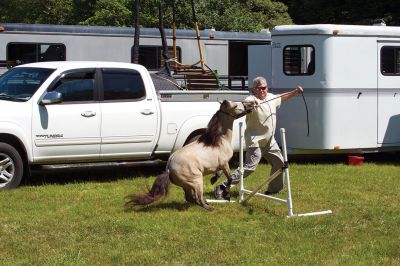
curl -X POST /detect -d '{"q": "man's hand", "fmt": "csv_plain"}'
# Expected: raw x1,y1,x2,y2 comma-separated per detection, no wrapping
243,96,261,107
253,98,261,107
296,86,304,94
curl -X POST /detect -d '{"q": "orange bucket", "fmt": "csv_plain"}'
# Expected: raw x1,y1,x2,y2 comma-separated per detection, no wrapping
348,155,364,166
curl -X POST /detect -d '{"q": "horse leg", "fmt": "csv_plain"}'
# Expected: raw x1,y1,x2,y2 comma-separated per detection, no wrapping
210,168,223,185
221,162,233,200
183,186,196,204
193,179,214,211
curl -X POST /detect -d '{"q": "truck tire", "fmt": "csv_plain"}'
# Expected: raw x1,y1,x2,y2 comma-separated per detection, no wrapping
0,143,24,189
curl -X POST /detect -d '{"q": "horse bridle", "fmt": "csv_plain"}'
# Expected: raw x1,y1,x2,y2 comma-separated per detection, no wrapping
218,102,255,119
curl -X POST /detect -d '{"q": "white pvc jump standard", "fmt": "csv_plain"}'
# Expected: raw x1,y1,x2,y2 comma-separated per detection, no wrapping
208,122,332,218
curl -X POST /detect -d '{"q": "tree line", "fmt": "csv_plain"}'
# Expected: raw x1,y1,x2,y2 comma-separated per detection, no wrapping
0,0,399,32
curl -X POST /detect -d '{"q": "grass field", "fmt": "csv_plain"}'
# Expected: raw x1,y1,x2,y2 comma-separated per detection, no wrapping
1,154,400,265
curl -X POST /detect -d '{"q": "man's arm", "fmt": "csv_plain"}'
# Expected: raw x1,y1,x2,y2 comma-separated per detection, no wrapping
281,86,303,102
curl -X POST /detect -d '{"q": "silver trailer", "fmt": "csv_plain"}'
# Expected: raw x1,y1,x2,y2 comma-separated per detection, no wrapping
249,24,400,154
0,23,270,89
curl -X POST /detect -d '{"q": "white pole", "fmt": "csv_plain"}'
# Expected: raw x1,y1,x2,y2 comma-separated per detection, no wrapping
242,168,282,203
294,210,333,217
280,128,294,217
209,126,332,217
239,122,244,202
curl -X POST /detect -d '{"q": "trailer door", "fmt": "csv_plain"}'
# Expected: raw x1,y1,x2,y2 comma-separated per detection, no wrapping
377,42,400,144
204,43,228,75
248,44,272,84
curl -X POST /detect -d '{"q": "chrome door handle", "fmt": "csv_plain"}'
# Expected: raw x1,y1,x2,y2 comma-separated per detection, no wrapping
81,111,96,117
140,109,154,115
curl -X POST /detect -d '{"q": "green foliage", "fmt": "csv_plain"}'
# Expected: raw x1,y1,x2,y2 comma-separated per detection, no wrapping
80,0,132,26
0,0,292,31
1,0,399,31
283,0,400,26
1,160,400,264
0,0,74,24
141,0,293,31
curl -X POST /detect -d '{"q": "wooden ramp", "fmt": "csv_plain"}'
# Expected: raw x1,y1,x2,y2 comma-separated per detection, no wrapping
177,69,220,90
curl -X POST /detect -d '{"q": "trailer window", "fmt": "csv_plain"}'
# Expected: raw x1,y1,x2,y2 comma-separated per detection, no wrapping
102,69,146,101
132,46,181,71
381,46,400,75
283,45,315,75
7,43,66,68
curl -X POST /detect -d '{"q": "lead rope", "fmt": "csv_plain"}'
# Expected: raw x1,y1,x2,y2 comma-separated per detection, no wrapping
300,91,310,137
251,91,310,137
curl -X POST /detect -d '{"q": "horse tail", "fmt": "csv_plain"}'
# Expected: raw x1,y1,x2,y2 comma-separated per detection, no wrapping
125,170,171,207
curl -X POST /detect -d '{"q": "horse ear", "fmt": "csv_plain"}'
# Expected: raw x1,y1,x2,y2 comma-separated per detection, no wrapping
218,100,223,104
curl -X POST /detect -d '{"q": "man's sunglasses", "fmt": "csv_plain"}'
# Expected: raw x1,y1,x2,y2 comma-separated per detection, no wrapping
255,86,267,90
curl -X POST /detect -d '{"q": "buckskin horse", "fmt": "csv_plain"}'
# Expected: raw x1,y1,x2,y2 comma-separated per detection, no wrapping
125,100,249,211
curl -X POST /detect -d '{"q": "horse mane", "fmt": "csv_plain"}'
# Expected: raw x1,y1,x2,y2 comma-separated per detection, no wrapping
198,111,223,147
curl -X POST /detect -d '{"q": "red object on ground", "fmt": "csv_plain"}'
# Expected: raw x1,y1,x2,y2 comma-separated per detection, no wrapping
348,155,364,166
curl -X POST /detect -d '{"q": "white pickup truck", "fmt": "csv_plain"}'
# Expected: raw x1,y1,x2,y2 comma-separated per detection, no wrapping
0,61,248,189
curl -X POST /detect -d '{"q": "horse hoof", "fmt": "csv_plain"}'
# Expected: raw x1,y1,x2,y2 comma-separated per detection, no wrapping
210,175,218,185
204,205,215,211
222,189,231,201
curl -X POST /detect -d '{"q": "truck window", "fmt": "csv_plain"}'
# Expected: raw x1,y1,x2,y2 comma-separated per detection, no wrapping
0,67,54,101
283,45,315,75
381,46,400,75
7,43,66,68
133,46,181,70
102,69,146,101
48,70,95,102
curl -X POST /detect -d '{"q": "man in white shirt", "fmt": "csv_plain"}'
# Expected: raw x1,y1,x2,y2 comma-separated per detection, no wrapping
214,76,303,199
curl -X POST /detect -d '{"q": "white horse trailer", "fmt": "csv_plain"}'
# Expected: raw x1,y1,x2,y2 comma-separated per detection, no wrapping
249,24,400,154
0,23,270,89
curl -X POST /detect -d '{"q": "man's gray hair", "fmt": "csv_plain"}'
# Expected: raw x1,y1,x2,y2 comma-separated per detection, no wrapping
252,76,267,88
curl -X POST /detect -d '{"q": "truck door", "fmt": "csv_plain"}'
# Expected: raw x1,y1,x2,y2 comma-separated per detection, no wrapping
377,42,400,144
32,69,101,162
99,68,158,159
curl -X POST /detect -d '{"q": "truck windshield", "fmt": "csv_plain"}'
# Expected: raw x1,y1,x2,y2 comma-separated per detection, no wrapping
0,67,54,102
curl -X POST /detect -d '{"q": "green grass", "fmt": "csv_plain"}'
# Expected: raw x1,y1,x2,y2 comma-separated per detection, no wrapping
1,157,400,265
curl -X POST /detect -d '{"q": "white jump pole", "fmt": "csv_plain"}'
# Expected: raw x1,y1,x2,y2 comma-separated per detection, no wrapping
239,121,245,202
207,123,332,217
280,127,294,216
238,126,332,217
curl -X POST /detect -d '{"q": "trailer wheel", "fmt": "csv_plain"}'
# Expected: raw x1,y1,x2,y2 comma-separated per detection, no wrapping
0,143,23,189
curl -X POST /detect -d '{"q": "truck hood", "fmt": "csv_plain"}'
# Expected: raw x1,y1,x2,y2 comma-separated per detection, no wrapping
0,99,30,120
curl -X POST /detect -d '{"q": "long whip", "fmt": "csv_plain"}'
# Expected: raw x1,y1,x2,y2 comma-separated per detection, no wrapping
249,91,310,137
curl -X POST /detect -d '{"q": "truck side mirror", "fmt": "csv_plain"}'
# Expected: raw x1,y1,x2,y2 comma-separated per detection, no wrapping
40,91,63,105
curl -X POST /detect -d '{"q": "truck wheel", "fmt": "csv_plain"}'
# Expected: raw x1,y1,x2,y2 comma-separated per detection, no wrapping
0,143,23,189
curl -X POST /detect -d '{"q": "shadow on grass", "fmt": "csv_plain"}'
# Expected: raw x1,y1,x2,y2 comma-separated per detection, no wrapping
124,200,192,212
23,161,166,187
230,151,400,167
21,151,400,188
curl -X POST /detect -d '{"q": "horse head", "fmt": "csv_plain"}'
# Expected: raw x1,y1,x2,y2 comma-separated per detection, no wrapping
219,100,250,119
